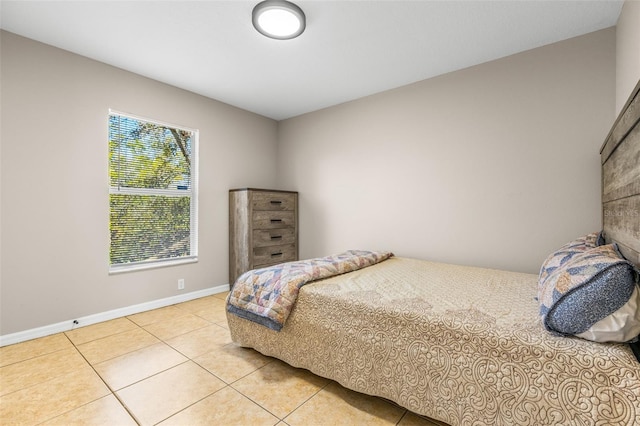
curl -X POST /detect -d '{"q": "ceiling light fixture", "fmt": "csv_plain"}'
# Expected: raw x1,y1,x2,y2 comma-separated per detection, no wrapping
252,0,306,40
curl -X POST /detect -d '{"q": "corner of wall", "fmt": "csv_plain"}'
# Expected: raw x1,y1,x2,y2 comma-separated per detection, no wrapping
615,0,640,114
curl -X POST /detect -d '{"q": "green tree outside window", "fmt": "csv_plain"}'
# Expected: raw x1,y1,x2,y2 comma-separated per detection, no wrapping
109,113,197,270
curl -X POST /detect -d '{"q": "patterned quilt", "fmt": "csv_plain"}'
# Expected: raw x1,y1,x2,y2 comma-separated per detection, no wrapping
226,250,393,330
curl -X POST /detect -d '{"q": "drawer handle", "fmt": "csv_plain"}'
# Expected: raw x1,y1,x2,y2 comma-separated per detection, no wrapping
271,252,283,257
270,219,283,223
271,235,283,240
270,200,283,205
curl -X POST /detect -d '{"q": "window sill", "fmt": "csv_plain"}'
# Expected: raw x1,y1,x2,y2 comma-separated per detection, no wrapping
109,256,198,275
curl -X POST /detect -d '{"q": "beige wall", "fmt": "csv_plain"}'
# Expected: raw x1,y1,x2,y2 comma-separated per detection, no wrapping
0,31,278,335
0,21,625,337
277,28,616,274
616,0,640,114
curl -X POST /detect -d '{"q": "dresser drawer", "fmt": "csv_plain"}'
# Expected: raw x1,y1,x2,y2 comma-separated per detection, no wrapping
253,228,296,248
253,211,296,229
252,192,296,211
253,244,297,267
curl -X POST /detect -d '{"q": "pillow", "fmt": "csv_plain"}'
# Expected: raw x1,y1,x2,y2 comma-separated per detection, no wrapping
538,231,603,285
576,285,640,342
539,243,640,342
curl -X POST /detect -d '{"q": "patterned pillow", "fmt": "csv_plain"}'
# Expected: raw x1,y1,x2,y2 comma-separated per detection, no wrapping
539,243,640,341
538,232,603,284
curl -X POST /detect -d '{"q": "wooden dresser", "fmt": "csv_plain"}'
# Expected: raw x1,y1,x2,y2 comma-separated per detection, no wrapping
229,188,298,284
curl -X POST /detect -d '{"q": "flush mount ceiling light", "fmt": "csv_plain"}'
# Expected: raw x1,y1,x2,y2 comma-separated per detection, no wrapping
252,0,306,40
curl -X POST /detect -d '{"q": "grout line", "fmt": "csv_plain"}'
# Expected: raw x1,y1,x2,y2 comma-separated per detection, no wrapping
0,345,83,398
397,410,409,425
227,361,330,423
0,345,71,370
62,333,142,425
70,326,160,366
64,316,139,345
155,383,234,425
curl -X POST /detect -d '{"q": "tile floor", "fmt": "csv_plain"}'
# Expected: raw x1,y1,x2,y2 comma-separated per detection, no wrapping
0,291,446,426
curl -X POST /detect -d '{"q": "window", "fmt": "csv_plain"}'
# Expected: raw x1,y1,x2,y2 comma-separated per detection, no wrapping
108,111,198,273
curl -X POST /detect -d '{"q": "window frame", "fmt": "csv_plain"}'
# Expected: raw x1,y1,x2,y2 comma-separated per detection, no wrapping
108,109,199,274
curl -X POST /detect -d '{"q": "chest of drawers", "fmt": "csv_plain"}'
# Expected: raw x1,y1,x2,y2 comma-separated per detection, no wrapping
229,188,298,284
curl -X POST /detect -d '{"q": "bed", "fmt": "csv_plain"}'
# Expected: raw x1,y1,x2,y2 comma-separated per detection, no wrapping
226,80,640,426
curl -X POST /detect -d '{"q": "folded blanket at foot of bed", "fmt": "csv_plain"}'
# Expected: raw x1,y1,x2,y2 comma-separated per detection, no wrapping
226,250,393,331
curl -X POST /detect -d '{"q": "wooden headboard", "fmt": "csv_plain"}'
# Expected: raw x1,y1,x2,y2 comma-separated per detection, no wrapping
600,79,640,268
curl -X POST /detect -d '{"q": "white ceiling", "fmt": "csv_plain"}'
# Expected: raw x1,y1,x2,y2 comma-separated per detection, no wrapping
0,0,624,120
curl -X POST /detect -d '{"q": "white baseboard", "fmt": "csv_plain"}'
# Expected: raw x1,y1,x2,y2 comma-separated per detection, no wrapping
0,284,230,347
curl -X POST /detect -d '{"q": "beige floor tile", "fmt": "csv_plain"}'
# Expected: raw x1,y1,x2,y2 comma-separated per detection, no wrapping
178,297,228,324
143,312,211,340
175,295,221,313
232,359,329,419
40,394,137,426
194,342,273,384
159,386,279,426
94,342,188,390
65,317,139,345
0,364,110,425
197,306,229,325
212,291,229,301
76,328,159,365
127,305,188,327
398,411,448,426
0,347,86,396
165,324,232,358
284,381,405,426
116,361,226,425
0,334,73,367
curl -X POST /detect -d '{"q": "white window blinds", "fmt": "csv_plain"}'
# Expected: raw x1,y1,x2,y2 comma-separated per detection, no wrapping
109,111,198,272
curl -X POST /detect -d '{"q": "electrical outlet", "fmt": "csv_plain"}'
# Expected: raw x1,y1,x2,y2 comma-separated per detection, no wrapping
178,279,185,290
